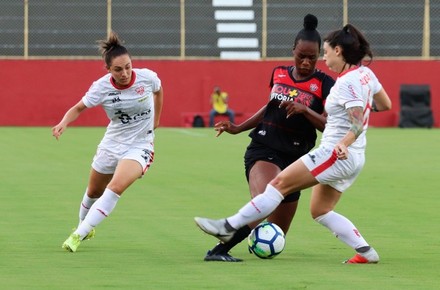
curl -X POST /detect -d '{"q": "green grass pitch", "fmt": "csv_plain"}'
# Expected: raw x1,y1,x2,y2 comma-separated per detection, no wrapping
1,127,439,289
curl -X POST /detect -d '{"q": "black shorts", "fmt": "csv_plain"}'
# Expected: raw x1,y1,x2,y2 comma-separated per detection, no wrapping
244,140,303,203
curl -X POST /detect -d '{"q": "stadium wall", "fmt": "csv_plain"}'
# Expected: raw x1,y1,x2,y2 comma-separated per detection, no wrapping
3,59,439,127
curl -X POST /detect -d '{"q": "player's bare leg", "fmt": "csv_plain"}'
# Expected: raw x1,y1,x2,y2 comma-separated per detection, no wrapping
79,159,142,233
79,169,113,224
204,161,279,261
203,161,300,261
63,160,142,252
311,184,379,263
195,159,317,239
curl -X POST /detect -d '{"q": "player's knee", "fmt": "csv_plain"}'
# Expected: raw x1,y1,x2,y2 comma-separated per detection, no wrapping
87,187,104,198
310,208,330,220
269,176,290,196
106,181,128,195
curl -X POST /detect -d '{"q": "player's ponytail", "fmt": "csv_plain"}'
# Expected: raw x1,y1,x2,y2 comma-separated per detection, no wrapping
98,31,130,68
324,24,373,66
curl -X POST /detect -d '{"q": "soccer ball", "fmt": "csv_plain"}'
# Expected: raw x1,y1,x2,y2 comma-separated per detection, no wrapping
248,221,285,259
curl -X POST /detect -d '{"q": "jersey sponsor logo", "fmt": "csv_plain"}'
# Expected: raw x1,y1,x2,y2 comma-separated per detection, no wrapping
108,91,121,96
138,96,147,102
270,84,313,107
112,96,121,103
115,109,152,124
272,84,294,96
289,89,299,97
277,74,286,78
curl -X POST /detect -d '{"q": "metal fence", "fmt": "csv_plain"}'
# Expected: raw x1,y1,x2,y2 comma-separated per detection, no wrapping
1,0,438,59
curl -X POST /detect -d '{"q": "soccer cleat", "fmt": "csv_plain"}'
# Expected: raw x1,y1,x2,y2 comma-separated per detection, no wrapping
344,247,379,264
82,228,95,241
204,250,243,262
62,233,81,252
194,217,236,243
70,227,96,241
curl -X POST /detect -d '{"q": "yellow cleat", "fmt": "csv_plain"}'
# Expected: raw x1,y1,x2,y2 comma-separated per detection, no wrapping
62,233,81,252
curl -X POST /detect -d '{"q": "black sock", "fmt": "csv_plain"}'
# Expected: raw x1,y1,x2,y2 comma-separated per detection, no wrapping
209,225,252,255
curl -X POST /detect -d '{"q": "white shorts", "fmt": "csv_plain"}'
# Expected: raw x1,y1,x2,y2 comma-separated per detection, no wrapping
92,142,154,175
300,145,365,192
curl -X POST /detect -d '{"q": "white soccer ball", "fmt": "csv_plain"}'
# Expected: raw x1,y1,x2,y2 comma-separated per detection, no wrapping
248,221,285,259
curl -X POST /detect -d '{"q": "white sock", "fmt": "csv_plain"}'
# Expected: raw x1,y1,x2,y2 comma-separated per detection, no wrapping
75,188,120,239
315,211,369,250
227,184,284,229
78,189,98,226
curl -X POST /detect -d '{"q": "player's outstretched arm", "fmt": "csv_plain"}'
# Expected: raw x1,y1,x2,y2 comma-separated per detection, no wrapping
214,105,266,137
52,100,87,140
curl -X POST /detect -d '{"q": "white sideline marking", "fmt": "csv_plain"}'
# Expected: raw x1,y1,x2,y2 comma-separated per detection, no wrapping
170,129,210,137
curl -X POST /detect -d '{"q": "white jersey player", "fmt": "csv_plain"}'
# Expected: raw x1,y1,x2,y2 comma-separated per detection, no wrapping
321,65,382,152
84,68,161,174
301,65,383,193
53,31,164,252
194,24,392,264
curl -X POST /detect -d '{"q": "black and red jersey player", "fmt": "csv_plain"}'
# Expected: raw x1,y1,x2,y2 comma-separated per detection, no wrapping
251,65,334,157
204,14,335,262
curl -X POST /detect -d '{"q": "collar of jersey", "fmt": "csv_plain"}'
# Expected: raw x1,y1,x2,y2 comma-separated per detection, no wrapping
110,70,137,90
339,65,360,77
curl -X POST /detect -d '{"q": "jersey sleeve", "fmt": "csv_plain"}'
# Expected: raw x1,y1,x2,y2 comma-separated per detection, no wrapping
140,68,161,92
82,80,103,108
150,71,161,92
338,78,364,109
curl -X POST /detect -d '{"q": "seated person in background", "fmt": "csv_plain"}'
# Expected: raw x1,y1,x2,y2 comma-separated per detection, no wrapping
209,86,235,127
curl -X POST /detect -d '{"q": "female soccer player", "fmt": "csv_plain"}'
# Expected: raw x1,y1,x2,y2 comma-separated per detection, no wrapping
203,14,335,262
195,23,392,264
53,31,164,252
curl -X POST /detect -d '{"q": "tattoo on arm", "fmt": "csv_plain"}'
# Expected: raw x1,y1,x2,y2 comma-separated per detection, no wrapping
347,106,363,138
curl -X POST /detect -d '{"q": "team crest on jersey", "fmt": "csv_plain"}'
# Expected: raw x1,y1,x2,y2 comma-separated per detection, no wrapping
309,83,318,92
135,86,145,95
